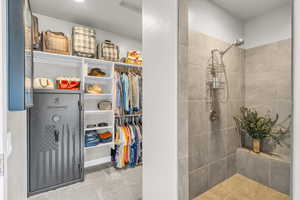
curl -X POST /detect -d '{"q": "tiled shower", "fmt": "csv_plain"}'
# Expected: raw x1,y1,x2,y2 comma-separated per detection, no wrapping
187,0,292,199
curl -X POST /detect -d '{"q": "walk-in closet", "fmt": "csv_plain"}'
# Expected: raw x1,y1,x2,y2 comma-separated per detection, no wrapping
20,0,143,199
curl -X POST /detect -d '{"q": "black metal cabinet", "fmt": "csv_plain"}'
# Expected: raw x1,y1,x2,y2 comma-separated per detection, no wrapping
28,90,84,196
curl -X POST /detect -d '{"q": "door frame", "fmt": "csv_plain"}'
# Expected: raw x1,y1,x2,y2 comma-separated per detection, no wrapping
0,0,8,199
0,1,300,200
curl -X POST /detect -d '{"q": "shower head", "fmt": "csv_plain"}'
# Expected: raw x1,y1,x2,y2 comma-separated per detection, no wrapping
221,38,244,55
233,38,244,46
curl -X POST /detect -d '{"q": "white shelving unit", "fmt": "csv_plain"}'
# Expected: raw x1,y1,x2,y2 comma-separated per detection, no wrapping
33,51,143,168
82,57,115,168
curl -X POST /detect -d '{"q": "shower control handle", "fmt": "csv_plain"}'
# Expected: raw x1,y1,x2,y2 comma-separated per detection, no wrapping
54,130,60,143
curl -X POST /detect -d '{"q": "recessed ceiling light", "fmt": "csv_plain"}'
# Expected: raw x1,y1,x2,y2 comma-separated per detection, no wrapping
74,0,84,3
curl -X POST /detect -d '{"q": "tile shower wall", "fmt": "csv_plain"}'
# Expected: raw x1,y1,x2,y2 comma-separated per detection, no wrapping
236,148,290,194
244,39,292,161
188,32,245,199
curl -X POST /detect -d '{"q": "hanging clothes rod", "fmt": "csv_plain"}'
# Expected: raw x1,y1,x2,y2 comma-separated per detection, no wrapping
115,114,142,117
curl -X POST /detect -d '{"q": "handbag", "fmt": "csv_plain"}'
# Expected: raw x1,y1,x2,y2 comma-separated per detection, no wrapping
72,26,97,58
99,40,120,61
32,15,41,50
56,77,81,90
42,31,70,55
97,101,112,110
33,78,55,89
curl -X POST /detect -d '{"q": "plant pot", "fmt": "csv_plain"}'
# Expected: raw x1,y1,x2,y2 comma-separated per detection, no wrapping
252,139,261,153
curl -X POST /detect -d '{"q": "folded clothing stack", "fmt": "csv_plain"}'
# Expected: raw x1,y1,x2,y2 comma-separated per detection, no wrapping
85,130,100,147
85,130,113,147
98,132,113,143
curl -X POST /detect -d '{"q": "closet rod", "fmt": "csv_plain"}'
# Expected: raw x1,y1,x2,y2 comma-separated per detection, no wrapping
115,114,142,117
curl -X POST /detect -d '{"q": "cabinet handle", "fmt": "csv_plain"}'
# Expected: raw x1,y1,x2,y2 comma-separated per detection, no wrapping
54,130,59,142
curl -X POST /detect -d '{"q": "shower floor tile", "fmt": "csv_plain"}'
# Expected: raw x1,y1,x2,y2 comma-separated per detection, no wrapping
194,174,289,200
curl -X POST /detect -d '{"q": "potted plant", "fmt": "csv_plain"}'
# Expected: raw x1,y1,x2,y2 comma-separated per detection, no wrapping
233,107,289,153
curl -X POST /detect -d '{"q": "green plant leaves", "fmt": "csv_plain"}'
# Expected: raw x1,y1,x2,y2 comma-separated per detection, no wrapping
233,106,290,143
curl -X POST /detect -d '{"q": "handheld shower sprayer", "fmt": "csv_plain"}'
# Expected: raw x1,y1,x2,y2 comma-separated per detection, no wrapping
208,38,244,121
221,38,244,55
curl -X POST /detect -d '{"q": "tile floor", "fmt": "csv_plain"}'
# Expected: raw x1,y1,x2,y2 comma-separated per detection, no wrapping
194,174,289,200
29,165,142,200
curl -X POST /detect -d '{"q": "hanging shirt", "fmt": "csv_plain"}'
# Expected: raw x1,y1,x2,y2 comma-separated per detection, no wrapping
121,73,130,113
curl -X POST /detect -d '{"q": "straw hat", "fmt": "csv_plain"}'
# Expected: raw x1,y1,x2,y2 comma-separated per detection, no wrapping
86,84,103,94
88,68,106,77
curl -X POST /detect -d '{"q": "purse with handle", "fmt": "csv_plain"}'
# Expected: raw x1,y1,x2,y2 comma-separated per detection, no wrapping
97,101,112,110
42,31,70,55
72,26,97,58
99,40,120,61
32,15,41,50
33,78,55,89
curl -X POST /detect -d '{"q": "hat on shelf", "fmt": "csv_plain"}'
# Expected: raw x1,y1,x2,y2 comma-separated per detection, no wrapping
88,68,106,77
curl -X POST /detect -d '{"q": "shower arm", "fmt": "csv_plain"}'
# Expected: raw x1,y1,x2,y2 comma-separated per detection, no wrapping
221,44,235,56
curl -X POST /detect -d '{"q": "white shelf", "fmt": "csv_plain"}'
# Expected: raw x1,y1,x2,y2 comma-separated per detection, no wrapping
83,57,113,66
84,142,114,150
84,93,112,98
34,51,143,69
33,51,82,67
85,110,113,114
84,126,113,131
84,156,111,168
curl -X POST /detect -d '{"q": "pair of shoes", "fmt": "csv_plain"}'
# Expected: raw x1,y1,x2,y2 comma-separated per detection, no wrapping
86,122,109,129
86,84,103,94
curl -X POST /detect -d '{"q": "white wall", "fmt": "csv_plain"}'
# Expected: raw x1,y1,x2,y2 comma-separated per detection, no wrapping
188,1,292,49
143,0,178,199
7,112,27,200
34,14,142,58
188,0,244,44
244,4,292,49
0,0,7,199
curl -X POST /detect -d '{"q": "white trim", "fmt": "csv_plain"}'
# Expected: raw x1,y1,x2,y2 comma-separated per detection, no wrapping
0,0,7,199
84,156,111,168
143,0,178,199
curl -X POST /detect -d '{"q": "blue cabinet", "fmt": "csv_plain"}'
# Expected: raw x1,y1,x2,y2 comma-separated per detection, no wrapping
8,0,33,110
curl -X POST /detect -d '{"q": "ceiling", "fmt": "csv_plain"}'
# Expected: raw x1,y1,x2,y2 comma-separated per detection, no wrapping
30,0,142,41
30,0,291,40
212,0,292,21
